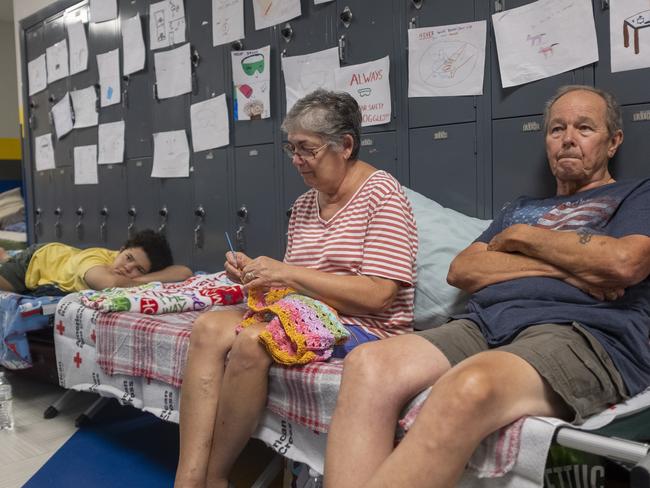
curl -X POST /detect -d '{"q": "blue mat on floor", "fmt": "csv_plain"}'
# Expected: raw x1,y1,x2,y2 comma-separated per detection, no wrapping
24,401,179,487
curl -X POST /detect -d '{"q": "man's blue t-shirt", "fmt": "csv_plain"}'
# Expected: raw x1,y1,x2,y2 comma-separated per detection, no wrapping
460,179,650,396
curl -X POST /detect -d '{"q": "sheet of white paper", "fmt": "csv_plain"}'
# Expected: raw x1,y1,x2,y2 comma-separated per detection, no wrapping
408,21,487,97
492,0,598,88
122,14,146,75
70,87,98,128
212,0,245,47
150,0,187,50
90,0,117,23
51,93,74,139
253,0,301,30
282,46,339,113
67,20,88,75
97,49,121,107
154,43,192,99
335,56,391,127
34,134,56,171
232,45,271,121
98,120,125,165
610,0,650,73
190,94,230,151
152,130,190,178
46,40,69,84
28,54,47,96
74,145,98,184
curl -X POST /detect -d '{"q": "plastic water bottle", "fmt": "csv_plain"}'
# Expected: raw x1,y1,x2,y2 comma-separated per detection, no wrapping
0,371,14,430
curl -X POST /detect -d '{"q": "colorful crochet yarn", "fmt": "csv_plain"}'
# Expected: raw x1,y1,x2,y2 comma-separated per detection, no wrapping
239,288,350,365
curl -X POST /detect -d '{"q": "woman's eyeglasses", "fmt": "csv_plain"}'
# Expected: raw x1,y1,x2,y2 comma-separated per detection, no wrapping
282,142,329,160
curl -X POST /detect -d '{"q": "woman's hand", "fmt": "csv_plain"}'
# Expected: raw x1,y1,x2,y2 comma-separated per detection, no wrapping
240,256,288,290
224,251,252,284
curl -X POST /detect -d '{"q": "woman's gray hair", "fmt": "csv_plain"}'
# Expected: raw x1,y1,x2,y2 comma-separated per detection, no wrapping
281,89,362,161
543,85,623,137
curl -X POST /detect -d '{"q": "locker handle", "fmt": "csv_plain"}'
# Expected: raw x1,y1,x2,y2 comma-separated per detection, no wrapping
281,23,293,43
194,205,206,218
54,207,62,239
158,206,168,235
100,206,109,217
231,39,243,51
235,224,246,253
408,17,417,29
75,206,84,217
410,0,423,10
127,206,136,239
153,83,160,102
286,206,293,218
191,46,201,68
194,223,203,249
339,6,353,28
122,76,130,109
338,35,346,63
236,205,248,221
99,207,109,242
494,0,505,12
601,0,609,9
35,208,42,236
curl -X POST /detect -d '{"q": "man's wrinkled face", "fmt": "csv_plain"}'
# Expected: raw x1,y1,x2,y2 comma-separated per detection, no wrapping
545,90,620,186
111,247,151,278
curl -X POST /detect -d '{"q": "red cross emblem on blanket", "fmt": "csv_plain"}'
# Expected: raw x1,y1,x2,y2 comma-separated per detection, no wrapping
90,329,96,343
56,321,65,335
73,352,82,368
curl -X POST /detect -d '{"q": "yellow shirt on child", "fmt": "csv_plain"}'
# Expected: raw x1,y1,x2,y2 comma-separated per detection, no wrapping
25,243,118,292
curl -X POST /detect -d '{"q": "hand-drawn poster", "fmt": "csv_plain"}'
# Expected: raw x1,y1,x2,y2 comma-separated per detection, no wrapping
35,134,56,171
46,40,69,84
190,94,230,151
335,56,391,127
70,86,98,128
253,0,301,31
408,21,487,97
150,0,186,50
74,145,98,185
67,20,88,75
28,54,47,96
98,120,125,164
212,0,245,47
97,49,121,107
154,43,192,99
232,45,271,121
282,46,339,113
123,14,146,75
51,93,73,140
152,130,190,178
492,0,598,88
610,0,650,73
90,0,117,23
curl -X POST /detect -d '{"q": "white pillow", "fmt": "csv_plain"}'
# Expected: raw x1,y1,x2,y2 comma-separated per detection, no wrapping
403,188,491,330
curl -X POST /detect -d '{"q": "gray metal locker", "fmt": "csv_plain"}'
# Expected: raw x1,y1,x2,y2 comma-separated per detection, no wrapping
70,182,100,248
406,0,485,128
32,170,57,242
490,0,586,120
335,0,399,133
126,158,161,238
230,0,278,147
409,122,479,217
158,177,195,269
119,0,153,159
234,144,281,259
192,149,231,272
492,115,554,213
97,163,128,248
593,3,650,107
44,13,73,167
358,131,399,179
611,104,650,181
52,167,75,243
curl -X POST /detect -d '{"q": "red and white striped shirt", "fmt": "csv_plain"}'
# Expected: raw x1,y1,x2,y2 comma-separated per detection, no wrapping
285,171,418,338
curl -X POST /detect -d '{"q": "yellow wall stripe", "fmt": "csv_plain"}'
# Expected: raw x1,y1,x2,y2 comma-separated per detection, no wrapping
0,138,21,160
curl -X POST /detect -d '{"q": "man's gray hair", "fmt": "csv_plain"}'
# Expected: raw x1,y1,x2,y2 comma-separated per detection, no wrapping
281,89,362,161
543,85,623,137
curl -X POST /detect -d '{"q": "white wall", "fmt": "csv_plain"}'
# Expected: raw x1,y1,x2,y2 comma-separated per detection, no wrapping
0,19,18,138
13,0,60,126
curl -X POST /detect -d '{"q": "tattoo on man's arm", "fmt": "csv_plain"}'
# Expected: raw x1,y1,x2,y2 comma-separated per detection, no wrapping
577,229,593,245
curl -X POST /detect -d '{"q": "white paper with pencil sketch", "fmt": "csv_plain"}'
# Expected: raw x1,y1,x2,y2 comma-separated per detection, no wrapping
28,54,47,96
190,95,230,152
67,20,88,75
152,130,190,178
70,86,98,128
46,40,69,84
282,47,339,113
74,145,98,185
253,0,301,30
492,0,598,88
97,49,121,107
122,14,146,75
51,93,74,140
34,134,56,171
212,0,245,47
98,121,125,165
149,0,186,50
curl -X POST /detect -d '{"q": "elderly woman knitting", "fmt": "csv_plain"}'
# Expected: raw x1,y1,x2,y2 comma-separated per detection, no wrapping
174,89,418,488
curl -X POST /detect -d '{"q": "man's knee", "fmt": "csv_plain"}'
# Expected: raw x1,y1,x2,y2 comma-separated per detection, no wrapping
190,312,238,351
437,365,499,416
228,327,271,371
341,341,395,391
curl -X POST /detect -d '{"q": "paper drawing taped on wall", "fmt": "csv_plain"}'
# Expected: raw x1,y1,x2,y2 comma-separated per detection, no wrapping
418,41,479,88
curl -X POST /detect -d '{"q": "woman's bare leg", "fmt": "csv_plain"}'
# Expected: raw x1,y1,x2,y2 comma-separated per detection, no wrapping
174,309,245,488
205,323,272,488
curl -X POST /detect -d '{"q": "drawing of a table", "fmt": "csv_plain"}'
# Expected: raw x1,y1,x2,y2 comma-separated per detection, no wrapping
624,10,650,55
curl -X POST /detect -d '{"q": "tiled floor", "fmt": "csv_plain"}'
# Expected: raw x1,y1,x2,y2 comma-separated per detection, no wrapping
0,371,285,488
0,371,97,488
